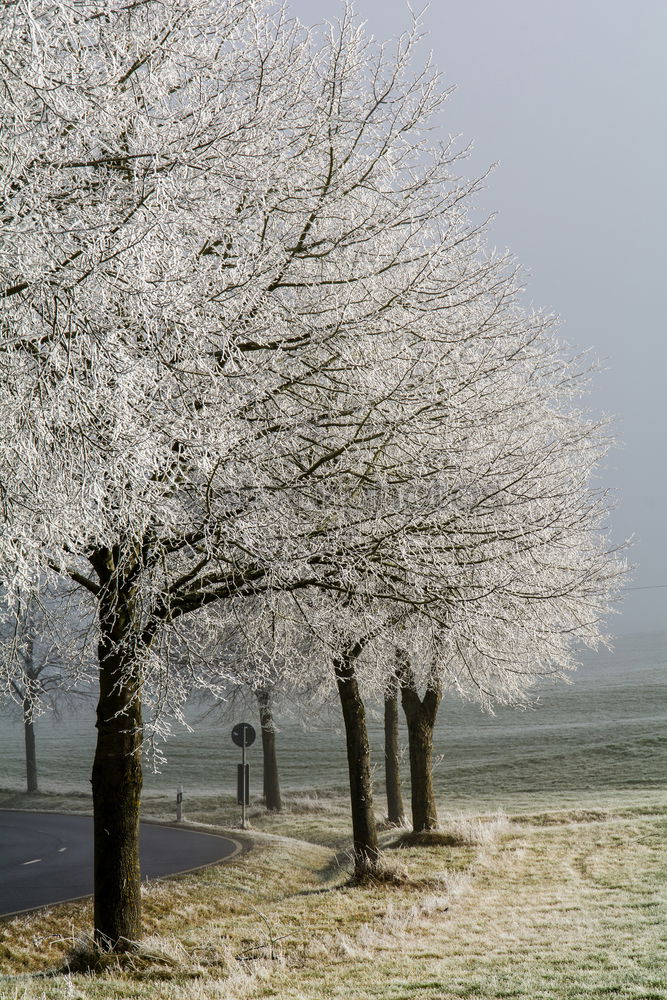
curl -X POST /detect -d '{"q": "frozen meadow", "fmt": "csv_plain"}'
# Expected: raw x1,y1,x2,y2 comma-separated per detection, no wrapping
1,629,664,815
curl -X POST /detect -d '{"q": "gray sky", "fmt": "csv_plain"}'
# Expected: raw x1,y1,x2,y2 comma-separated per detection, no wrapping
288,0,667,635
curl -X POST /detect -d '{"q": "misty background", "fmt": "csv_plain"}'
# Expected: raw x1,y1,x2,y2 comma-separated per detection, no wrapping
287,0,667,635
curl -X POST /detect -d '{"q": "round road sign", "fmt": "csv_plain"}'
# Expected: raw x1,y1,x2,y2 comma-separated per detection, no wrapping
231,722,256,748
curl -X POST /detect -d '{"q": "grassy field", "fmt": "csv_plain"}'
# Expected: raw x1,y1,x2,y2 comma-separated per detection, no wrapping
0,788,665,1000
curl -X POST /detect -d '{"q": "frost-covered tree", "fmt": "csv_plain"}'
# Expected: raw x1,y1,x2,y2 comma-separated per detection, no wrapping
332,306,625,842
189,605,297,813
0,0,623,944
0,586,94,793
0,0,484,942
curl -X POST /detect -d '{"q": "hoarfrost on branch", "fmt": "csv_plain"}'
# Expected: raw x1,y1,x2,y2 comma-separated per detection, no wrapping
0,0,624,722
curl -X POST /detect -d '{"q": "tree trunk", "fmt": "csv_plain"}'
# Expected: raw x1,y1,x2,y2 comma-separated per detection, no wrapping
91,580,143,950
334,649,379,878
384,677,405,825
22,638,38,793
22,698,38,793
399,660,442,832
256,686,282,812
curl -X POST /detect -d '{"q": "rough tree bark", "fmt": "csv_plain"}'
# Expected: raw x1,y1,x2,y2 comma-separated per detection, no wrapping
334,646,379,877
399,658,442,832
91,569,143,950
384,674,405,825
256,686,282,812
22,638,38,793
22,696,38,793
23,698,38,792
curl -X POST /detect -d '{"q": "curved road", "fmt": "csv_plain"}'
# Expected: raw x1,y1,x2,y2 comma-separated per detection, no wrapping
0,811,241,919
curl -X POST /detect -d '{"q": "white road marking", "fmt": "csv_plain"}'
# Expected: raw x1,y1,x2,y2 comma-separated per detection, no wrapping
22,859,42,865
58,848,67,853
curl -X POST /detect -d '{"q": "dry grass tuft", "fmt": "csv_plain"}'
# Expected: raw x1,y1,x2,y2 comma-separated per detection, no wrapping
511,807,614,827
279,791,345,814
60,932,204,977
396,811,510,848
347,849,411,888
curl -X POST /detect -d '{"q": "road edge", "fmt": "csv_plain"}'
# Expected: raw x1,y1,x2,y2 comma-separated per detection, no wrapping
0,810,248,922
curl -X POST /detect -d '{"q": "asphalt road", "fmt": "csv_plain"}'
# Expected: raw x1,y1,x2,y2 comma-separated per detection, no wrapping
0,810,240,919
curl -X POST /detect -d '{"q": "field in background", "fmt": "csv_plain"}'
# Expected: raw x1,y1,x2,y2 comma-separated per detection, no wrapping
1,630,665,817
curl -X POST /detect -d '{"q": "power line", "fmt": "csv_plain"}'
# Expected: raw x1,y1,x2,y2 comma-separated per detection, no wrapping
626,584,667,591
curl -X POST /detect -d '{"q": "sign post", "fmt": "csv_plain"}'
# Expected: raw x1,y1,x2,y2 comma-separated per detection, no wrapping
176,784,183,822
231,722,256,830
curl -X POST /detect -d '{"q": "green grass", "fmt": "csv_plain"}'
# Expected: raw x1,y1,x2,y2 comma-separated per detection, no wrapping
0,790,665,999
